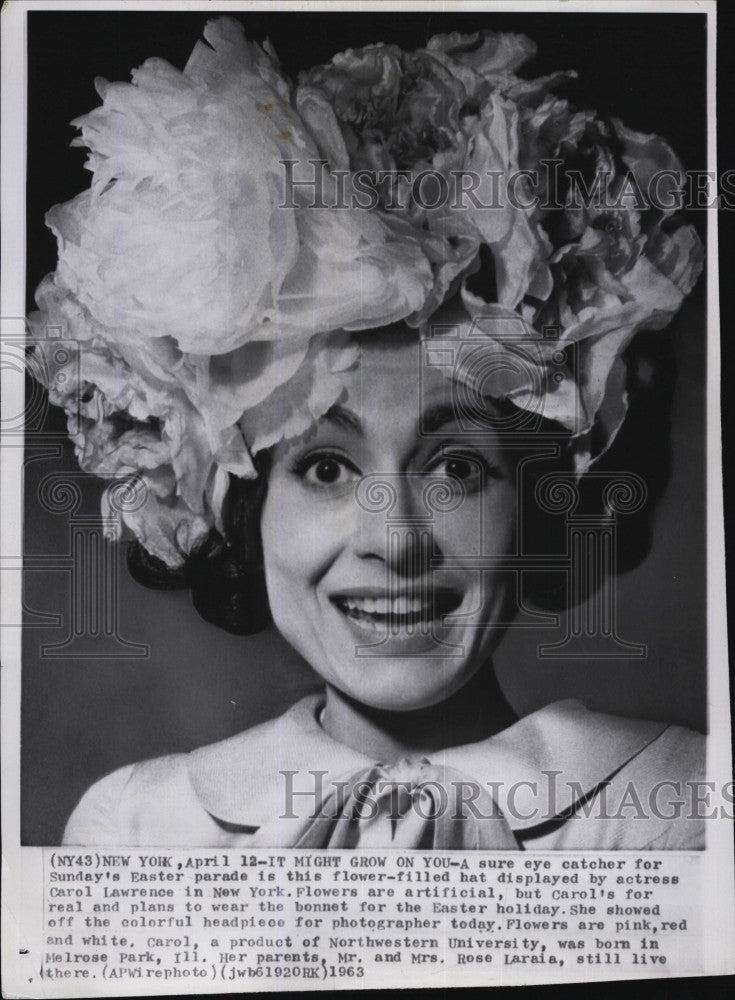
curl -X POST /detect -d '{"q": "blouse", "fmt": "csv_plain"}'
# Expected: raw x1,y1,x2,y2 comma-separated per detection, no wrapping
63,695,706,849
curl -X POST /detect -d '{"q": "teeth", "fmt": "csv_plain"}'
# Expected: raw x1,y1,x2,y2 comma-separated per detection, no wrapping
340,596,429,615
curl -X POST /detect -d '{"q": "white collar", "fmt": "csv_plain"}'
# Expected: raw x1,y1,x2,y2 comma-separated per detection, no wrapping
187,693,667,832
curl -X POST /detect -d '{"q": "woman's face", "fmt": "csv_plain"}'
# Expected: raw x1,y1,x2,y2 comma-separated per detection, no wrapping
260,335,517,712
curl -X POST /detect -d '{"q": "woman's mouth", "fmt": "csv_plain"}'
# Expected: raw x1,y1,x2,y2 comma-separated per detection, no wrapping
330,589,463,632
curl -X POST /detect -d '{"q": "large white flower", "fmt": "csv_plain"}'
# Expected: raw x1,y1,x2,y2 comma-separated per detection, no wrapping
30,16,435,567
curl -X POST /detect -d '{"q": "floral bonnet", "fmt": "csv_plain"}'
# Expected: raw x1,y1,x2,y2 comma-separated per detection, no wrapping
29,17,703,569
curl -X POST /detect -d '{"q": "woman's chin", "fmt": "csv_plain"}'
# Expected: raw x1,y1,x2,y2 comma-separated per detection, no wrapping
324,657,483,714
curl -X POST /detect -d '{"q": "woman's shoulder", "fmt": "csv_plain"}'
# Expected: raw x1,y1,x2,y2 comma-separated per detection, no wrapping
62,752,192,846
62,704,304,847
530,698,705,777
575,703,706,783
520,702,707,850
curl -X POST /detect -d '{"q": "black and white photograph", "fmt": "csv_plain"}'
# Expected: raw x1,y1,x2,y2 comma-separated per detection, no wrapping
2,0,733,992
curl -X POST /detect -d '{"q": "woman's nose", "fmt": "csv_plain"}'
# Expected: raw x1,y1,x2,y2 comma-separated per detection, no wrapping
353,472,438,574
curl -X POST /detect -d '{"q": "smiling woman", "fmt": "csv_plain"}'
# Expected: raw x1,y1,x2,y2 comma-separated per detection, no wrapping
62,321,705,850
28,15,707,849
261,332,518,720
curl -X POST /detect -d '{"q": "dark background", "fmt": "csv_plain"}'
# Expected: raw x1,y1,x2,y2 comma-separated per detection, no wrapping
22,10,708,845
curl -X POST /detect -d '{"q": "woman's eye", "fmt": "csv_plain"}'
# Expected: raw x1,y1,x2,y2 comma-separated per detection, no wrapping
438,457,477,482
297,454,359,489
428,454,498,491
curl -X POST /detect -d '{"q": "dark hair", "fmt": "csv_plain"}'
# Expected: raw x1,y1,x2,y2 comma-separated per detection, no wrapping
127,333,674,634
127,451,272,635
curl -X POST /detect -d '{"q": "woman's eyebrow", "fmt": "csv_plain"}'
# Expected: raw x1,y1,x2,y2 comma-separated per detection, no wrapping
323,403,363,435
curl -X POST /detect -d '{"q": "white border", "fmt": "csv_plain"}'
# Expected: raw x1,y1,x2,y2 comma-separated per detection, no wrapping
2,0,732,993
0,0,719,12
1,0,29,988
701,0,735,979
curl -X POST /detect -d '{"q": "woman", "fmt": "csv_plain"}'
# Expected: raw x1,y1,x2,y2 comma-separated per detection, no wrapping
30,17,705,848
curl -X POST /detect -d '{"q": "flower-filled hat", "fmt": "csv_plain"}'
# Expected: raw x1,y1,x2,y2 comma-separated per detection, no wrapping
29,16,703,568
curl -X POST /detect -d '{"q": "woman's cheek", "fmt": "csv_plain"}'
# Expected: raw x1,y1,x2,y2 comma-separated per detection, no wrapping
480,489,517,556
438,495,508,557
265,487,353,581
